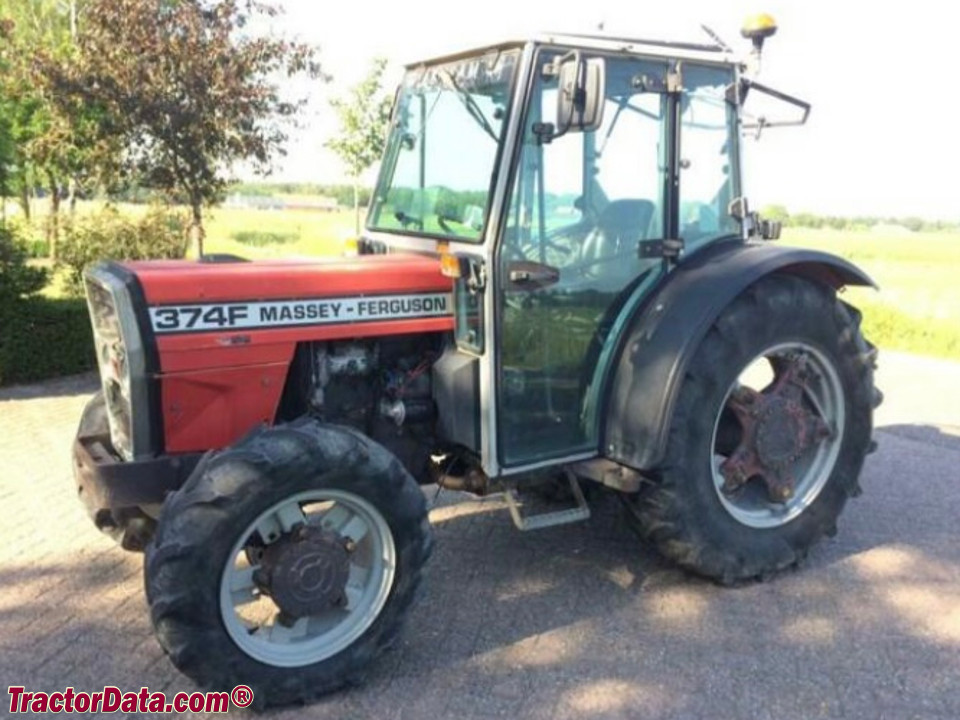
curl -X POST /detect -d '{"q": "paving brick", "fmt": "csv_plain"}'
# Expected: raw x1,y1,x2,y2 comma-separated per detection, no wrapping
1,355,959,718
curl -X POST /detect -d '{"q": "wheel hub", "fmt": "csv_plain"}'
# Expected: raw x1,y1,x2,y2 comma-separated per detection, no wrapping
755,396,809,467
254,525,352,619
719,354,832,503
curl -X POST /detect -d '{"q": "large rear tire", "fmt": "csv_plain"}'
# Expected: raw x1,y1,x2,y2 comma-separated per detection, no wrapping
144,419,432,707
623,275,878,584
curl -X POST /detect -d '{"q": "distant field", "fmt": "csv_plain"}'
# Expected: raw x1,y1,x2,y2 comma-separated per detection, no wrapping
13,200,960,360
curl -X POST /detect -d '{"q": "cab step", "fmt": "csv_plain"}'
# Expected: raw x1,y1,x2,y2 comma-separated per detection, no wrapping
504,472,591,531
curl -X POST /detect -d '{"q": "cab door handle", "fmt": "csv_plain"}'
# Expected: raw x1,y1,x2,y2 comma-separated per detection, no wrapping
507,261,560,290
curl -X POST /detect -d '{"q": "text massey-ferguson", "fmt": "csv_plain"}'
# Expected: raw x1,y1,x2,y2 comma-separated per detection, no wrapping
149,293,451,332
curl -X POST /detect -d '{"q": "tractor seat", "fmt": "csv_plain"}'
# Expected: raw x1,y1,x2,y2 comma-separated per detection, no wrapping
579,198,656,267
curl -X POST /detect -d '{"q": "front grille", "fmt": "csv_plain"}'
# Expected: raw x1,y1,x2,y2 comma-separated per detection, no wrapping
84,265,149,461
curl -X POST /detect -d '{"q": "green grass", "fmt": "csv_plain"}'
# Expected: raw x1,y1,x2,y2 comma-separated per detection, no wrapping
784,228,960,360
203,206,354,258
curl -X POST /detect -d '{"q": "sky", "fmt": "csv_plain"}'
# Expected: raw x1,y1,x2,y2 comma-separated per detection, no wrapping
259,0,960,220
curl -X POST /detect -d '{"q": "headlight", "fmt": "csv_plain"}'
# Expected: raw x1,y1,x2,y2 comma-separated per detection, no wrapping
84,265,149,461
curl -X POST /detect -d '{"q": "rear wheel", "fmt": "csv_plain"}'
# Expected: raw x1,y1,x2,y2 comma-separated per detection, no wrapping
624,275,877,583
145,419,431,707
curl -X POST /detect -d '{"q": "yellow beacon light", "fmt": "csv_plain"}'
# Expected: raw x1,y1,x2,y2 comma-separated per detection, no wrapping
741,13,778,49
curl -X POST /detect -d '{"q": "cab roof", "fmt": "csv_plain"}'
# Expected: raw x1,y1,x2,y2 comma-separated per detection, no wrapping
403,32,737,70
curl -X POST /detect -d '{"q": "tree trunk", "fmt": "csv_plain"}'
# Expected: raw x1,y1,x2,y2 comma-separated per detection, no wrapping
19,184,30,222
68,176,78,214
190,201,205,258
353,179,360,236
47,172,61,261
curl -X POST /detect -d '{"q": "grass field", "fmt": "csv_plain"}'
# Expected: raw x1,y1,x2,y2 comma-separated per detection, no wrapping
11,200,960,361
784,228,960,360
203,206,354,259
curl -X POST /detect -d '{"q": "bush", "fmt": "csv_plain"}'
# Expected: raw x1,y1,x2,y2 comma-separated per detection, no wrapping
232,229,299,246
0,224,48,302
0,297,95,386
1,224,88,386
57,205,189,295
2,218,49,258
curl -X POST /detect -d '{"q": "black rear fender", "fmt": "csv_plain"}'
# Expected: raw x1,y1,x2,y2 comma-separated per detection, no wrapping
602,241,875,471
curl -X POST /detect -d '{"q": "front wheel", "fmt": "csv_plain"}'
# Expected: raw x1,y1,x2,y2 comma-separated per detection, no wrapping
624,275,878,584
144,419,432,707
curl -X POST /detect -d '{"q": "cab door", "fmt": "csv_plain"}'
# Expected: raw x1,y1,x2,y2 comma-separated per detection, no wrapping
495,51,671,468
495,49,741,471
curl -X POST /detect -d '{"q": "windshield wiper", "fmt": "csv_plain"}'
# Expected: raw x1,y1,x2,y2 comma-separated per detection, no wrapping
394,211,423,230
436,214,475,238
440,70,499,143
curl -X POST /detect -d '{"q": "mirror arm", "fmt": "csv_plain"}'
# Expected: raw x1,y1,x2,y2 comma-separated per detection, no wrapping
538,49,583,144
541,49,578,79
532,121,557,145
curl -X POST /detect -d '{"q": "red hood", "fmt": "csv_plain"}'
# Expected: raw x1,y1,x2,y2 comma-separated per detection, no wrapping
125,253,451,305
117,253,455,455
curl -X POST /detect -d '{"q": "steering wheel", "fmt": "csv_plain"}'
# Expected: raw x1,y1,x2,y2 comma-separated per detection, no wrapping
500,227,530,262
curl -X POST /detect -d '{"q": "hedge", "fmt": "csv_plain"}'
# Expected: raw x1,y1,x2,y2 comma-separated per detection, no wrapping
57,205,189,296
0,297,96,386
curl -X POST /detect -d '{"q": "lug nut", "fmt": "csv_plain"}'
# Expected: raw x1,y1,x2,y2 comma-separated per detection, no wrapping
771,484,794,502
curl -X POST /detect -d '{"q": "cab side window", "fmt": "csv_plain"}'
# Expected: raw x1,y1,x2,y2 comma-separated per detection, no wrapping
679,65,741,250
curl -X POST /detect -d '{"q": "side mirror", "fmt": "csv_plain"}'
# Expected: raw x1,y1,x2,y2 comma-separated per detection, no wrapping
534,53,605,143
557,55,605,134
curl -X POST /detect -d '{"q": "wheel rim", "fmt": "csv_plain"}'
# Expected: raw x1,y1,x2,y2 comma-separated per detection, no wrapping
219,489,396,667
710,341,846,529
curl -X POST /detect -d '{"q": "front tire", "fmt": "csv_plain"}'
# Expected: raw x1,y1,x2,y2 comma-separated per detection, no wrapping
144,419,432,707
624,275,877,584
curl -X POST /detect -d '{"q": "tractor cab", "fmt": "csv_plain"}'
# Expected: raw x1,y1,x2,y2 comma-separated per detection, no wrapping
364,25,804,476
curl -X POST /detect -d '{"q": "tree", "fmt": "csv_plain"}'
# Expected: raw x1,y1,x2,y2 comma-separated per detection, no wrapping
0,5,66,225
761,204,790,224
0,0,106,256
44,0,322,256
326,58,392,235
0,18,15,220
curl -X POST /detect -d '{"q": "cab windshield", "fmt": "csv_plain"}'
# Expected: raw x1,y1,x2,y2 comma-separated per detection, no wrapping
368,49,520,242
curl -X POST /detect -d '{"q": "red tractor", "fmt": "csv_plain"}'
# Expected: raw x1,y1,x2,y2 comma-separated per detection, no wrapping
74,17,880,706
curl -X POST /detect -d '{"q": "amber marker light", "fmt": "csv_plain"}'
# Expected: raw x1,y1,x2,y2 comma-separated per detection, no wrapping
341,235,360,256
440,252,463,278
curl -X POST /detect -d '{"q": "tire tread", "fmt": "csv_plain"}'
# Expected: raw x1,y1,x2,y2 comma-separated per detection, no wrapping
145,420,431,707
624,275,877,584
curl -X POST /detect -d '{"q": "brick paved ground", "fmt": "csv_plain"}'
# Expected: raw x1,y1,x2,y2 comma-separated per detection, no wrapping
0,351,958,719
